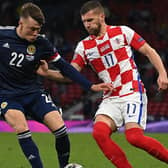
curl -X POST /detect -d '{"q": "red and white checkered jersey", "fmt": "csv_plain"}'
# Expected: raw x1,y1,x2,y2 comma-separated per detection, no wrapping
72,25,146,98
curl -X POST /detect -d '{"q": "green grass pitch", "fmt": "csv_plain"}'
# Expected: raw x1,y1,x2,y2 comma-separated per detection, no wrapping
0,132,168,168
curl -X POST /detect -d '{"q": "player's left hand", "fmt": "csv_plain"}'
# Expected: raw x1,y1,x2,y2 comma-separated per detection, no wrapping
91,83,114,92
36,60,49,76
157,74,168,90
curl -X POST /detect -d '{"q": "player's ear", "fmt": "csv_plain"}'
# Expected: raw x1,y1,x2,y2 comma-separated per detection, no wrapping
100,13,105,21
18,18,23,26
19,17,25,26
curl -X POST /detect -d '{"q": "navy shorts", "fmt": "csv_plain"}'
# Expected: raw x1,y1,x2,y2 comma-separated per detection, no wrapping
0,91,59,123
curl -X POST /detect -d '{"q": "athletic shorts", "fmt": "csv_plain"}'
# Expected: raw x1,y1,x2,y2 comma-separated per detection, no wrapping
95,93,148,129
0,91,59,123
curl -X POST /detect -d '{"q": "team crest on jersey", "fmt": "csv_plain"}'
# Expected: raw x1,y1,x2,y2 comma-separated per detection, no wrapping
1,102,8,109
26,45,36,61
114,37,125,46
27,45,36,55
115,38,121,44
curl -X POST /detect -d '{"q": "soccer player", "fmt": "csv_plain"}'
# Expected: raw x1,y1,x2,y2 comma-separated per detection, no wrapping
0,2,112,168
39,1,168,167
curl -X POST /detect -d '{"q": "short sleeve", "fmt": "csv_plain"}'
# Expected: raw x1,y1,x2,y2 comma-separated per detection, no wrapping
71,41,86,68
121,26,145,50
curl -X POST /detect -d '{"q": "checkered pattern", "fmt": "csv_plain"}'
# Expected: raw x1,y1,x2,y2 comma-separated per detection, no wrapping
72,25,146,98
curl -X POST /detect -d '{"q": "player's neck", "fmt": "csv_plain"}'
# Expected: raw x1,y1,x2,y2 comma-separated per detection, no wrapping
16,26,24,40
95,23,107,39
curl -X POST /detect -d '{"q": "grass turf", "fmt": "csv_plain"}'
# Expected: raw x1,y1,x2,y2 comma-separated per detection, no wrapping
0,132,168,168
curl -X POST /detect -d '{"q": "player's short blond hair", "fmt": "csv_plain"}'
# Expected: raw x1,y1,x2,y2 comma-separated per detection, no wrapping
20,2,45,25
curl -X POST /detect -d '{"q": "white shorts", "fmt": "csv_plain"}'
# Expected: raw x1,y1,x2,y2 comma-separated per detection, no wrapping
95,93,148,129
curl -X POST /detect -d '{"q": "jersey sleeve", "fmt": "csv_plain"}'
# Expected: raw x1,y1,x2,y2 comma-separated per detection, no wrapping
39,36,61,62
121,26,146,50
47,51,61,63
71,41,86,68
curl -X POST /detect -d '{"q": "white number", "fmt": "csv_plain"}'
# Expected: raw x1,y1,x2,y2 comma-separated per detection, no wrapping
9,52,17,66
17,53,24,67
42,94,52,103
9,52,24,67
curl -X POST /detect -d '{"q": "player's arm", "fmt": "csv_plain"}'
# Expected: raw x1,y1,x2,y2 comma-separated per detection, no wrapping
37,59,113,92
138,42,168,90
37,60,71,83
37,60,83,82
37,60,82,83
71,62,82,72
52,57,113,91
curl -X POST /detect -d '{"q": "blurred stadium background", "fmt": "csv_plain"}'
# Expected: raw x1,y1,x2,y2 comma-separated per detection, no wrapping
0,0,168,131
0,1,168,167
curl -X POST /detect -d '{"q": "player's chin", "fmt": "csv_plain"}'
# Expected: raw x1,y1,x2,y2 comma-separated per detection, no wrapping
28,36,37,42
88,31,95,35
88,29,99,36
87,29,95,35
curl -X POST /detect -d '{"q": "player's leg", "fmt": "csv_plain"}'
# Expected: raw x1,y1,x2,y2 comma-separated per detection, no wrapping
125,123,168,163
126,126,168,163
124,93,168,163
32,92,70,168
92,99,132,168
4,109,43,168
43,111,70,168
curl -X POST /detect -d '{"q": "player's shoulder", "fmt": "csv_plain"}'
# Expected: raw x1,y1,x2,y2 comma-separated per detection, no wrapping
80,36,90,42
79,35,94,45
35,34,55,53
36,34,48,41
0,26,16,36
108,25,131,30
107,25,134,35
36,34,51,45
75,36,90,49
0,26,15,31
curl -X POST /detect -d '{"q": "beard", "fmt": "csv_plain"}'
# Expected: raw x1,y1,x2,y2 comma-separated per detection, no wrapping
87,23,101,36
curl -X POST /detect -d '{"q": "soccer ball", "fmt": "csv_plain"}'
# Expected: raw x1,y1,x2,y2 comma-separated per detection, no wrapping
64,163,83,168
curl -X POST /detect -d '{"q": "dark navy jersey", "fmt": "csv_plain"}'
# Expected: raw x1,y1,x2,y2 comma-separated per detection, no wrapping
0,26,58,97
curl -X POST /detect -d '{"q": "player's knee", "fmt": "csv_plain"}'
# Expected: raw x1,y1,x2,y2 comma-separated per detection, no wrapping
125,128,144,146
5,110,28,133
15,124,29,133
12,120,28,133
7,119,28,133
92,122,112,142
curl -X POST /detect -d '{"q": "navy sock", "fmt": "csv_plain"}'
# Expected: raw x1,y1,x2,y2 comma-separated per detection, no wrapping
18,130,43,168
53,125,70,168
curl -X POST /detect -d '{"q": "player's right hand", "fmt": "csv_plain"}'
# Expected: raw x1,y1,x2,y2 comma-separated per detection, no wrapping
91,83,114,92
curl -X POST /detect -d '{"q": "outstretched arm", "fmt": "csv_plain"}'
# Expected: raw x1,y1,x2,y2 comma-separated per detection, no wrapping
37,60,71,83
37,59,113,92
138,43,168,90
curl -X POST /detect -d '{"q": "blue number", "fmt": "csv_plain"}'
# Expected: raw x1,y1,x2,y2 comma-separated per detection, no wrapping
127,103,136,114
104,53,114,67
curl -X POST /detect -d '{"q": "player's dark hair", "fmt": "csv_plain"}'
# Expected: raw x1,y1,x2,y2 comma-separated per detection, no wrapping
20,2,45,25
80,0,104,15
